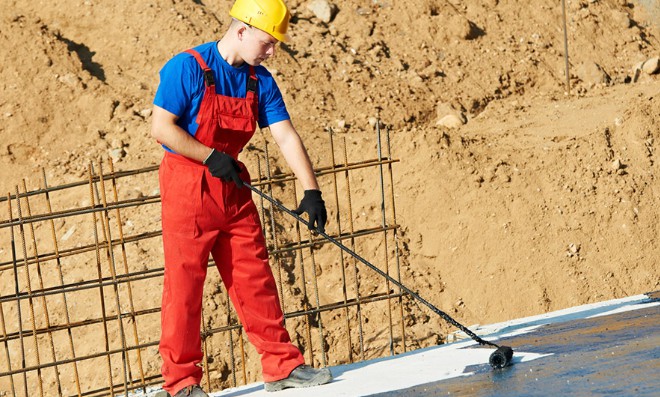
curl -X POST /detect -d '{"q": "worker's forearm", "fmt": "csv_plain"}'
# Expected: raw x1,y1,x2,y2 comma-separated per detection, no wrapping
152,122,212,163
278,135,319,191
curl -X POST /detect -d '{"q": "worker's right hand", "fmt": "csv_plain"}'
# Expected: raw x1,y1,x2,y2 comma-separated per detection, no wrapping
203,149,243,188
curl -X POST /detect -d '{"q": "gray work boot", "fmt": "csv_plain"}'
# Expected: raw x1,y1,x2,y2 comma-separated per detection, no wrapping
264,364,333,392
172,384,208,397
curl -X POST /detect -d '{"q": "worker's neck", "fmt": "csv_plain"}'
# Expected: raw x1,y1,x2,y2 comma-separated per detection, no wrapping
216,38,244,68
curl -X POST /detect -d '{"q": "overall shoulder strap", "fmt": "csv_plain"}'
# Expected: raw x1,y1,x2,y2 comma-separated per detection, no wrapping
247,66,258,93
184,49,215,88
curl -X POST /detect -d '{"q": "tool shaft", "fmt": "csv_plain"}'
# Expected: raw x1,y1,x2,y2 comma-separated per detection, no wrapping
245,183,498,348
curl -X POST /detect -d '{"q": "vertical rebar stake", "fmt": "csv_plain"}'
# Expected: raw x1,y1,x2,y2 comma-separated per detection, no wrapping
385,127,407,353
95,163,130,395
224,289,238,388
238,323,247,386
256,157,268,236
262,144,288,322
20,180,63,396
200,305,212,392
108,160,147,393
305,224,327,367
343,138,366,361
376,123,395,356
329,129,354,363
15,185,45,397
42,169,83,397
291,187,315,365
87,165,115,396
4,193,19,397
561,0,571,95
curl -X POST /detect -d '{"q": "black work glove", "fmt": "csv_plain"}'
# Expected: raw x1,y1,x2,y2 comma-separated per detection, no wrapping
203,149,243,188
293,190,327,233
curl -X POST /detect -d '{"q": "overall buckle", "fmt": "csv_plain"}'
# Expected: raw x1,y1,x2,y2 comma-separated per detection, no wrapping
203,69,215,87
246,76,257,93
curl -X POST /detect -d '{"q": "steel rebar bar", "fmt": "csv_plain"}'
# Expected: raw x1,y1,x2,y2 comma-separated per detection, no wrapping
15,184,45,397
21,180,63,396
42,169,83,397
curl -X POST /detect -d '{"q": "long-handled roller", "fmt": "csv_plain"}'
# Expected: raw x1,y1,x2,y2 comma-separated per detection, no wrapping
245,183,514,369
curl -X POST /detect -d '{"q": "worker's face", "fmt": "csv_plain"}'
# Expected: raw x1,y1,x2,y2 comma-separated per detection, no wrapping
239,24,278,66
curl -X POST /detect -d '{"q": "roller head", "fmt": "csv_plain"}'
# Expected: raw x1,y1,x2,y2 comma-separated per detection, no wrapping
489,346,513,369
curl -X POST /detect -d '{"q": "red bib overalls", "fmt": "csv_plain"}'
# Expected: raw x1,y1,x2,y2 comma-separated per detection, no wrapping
158,49,304,395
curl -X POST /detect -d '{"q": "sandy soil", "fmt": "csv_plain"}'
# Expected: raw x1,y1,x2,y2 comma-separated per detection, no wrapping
1,0,659,393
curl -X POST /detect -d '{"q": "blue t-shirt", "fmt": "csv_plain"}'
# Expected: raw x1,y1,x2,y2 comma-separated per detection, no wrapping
153,42,290,144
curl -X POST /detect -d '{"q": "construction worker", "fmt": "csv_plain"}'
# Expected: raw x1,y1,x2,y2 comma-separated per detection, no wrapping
150,0,331,395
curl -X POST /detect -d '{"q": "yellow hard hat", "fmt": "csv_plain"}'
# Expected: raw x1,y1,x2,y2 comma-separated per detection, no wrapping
230,0,291,42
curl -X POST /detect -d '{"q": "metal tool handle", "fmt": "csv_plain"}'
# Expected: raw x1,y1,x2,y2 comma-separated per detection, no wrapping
245,183,500,349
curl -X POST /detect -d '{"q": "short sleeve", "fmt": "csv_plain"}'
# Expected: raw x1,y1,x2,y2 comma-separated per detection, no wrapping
153,54,202,117
257,72,290,128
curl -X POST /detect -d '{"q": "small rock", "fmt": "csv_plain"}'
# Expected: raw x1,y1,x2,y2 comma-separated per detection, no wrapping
610,10,631,29
336,119,346,129
307,0,337,23
139,108,152,118
111,138,126,149
436,114,465,129
109,147,126,162
61,226,76,241
356,7,371,16
447,14,475,40
368,117,379,128
612,159,622,170
435,101,466,121
58,73,81,88
576,61,610,85
641,57,660,75
436,102,467,128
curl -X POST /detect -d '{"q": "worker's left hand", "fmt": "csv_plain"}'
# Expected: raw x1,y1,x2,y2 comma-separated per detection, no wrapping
293,190,327,233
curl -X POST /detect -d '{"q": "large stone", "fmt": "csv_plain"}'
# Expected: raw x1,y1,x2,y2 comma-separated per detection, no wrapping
436,114,465,129
307,0,337,23
436,101,460,117
447,14,479,40
435,101,467,127
610,10,632,29
576,61,610,85
641,57,660,74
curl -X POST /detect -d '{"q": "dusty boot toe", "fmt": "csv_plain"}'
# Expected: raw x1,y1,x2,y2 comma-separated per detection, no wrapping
264,365,333,392
173,385,208,397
